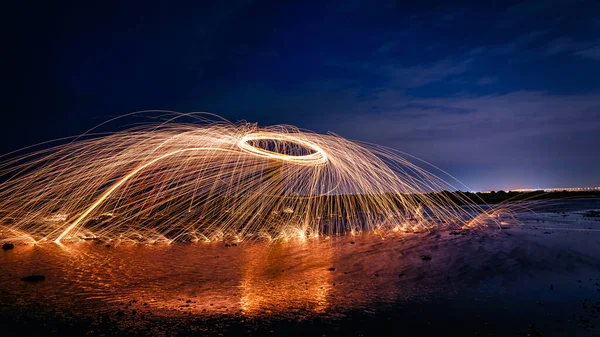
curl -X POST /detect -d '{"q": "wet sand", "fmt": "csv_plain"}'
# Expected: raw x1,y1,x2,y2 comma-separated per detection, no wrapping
1,198,600,336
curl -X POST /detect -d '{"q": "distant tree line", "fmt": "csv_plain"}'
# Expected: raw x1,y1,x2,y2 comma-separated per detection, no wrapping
434,190,600,205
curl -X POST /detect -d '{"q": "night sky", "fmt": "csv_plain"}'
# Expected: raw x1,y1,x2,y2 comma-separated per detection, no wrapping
4,0,599,191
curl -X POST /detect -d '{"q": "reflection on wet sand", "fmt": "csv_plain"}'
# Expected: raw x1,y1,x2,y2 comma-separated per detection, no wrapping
1,239,340,318
239,242,333,316
0,228,494,320
2,200,600,337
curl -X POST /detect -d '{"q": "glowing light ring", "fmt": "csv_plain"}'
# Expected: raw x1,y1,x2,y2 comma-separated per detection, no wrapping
237,132,328,165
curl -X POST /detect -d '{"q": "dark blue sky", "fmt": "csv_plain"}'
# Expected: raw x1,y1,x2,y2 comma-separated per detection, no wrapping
4,0,600,191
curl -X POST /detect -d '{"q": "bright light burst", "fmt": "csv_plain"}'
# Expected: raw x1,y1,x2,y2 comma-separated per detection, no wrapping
0,112,494,244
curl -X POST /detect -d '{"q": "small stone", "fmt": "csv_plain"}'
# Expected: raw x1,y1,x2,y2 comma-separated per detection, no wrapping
420,255,432,261
2,243,14,250
20,275,45,282
328,267,335,271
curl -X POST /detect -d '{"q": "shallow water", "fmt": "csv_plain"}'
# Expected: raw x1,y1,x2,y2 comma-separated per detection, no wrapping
1,199,600,336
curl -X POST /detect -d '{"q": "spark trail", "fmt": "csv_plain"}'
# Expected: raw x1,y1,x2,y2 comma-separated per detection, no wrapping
0,113,495,244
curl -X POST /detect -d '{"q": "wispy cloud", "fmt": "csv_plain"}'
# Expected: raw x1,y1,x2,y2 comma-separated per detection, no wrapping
375,40,397,54
544,37,600,56
383,57,473,89
326,90,600,168
495,29,552,53
573,45,600,60
476,77,497,85
329,55,473,91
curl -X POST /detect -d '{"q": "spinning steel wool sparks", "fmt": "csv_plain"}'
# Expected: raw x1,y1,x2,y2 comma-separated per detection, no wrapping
0,113,494,244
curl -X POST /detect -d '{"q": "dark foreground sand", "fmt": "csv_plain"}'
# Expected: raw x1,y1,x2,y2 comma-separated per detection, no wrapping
1,198,599,336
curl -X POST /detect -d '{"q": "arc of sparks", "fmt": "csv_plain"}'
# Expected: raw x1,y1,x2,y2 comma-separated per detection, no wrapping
0,114,498,245
54,147,233,243
55,133,329,243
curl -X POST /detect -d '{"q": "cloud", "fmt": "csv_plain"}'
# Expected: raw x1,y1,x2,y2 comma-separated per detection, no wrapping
325,90,600,167
518,29,553,43
328,55,473,91
375,41,397,54
544,37,600,56
476,77,497,85
491,29,553,55
386,57,473,88
573,45,600,60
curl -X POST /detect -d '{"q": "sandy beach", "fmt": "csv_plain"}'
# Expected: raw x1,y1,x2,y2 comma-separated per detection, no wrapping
1,198,599,336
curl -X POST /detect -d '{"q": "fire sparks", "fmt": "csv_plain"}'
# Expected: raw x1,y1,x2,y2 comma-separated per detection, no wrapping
0,113,495,244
